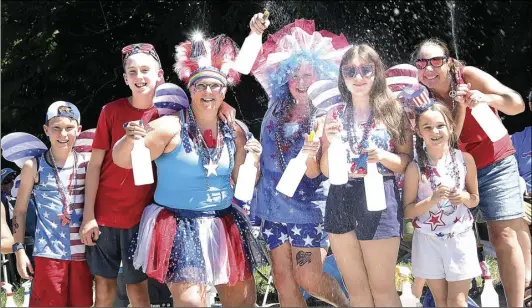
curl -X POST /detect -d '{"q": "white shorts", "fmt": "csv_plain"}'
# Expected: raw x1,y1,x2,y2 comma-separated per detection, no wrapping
411,229,482,282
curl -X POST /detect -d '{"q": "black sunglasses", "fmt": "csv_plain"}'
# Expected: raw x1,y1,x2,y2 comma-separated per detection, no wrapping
415,56,448,69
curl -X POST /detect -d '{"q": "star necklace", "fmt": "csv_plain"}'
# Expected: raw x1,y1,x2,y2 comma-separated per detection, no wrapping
187,108,224,178
49,149,78,226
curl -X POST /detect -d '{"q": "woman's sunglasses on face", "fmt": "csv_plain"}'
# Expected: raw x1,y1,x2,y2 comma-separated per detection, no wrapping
341,64,375,79
415,56,448,69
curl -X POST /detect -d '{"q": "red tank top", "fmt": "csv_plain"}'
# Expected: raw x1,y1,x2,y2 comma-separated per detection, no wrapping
455,67,515,169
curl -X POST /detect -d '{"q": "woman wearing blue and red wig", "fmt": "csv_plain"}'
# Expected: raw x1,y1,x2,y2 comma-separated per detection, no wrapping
252,19,351,307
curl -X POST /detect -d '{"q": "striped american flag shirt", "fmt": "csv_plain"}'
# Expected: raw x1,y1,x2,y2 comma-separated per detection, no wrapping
32,151,89,261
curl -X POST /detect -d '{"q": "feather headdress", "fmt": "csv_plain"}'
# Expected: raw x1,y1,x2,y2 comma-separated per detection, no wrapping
173,34,241,88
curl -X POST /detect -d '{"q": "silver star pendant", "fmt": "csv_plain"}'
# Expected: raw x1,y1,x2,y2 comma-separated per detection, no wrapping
204,160,219,177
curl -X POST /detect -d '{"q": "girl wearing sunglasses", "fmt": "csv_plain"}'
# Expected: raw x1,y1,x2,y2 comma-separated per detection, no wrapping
321,44,413,306
412,38,530,308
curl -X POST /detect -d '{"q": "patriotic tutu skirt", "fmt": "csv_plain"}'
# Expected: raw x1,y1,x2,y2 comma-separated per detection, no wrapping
130,203,269,285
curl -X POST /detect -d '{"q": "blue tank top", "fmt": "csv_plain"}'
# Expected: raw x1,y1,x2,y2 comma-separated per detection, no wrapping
154,112,236,211
255,100,328,224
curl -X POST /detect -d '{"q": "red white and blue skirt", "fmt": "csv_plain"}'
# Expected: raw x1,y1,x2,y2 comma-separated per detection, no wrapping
130,203,269,285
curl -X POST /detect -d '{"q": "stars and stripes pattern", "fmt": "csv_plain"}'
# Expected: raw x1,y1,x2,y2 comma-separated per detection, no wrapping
385,64,418,98
261,220,327,250
153,83,189,116
1,133,47,168
73,129,96,153
33,152,90,261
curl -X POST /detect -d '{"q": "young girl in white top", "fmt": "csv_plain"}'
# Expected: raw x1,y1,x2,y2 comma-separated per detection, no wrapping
402,85,481,307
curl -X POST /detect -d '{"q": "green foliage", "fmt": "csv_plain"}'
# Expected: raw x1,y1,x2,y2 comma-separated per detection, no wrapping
0,286,25,307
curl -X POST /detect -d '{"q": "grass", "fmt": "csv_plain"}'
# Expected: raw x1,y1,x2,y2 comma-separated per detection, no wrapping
0,285,25,307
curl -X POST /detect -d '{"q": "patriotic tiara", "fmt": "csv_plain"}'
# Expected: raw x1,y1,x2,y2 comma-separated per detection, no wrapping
173,34,241,88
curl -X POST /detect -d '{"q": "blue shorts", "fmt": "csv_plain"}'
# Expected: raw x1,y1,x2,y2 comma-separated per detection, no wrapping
261,220,329,250
324,176,402,240
474,155,524,221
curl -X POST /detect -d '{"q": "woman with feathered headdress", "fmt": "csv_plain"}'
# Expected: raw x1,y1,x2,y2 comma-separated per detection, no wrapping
251,19,351,306
111,14,269,307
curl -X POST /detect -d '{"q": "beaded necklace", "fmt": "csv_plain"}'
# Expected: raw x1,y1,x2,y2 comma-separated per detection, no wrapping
48,150,78,226
273,100,313,170
425,148,461,192
343,103,375,157
184,108,235,187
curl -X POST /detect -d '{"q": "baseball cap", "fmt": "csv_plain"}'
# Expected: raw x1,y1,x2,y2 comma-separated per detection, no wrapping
1,168,16,183
45,101,81,124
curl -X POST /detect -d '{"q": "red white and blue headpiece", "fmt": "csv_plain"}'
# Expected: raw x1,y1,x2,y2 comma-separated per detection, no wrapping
173,34,241,88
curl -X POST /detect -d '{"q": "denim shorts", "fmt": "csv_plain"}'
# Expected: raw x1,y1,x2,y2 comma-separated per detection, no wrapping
474,155,524,221
324,176,403,240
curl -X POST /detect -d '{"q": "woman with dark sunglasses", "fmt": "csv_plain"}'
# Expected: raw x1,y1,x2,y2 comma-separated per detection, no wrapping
321,44,413,306
412,38,530,308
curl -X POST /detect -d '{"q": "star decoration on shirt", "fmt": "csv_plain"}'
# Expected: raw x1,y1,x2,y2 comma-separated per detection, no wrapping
43,211,50,219
303,235,314,247
39,237,46,245
263,228,273,238
70,210,83,225
38,165,44,173
423,210,446,231
59,232,66,239
412,217,420,229
267,121,274,134
298,190,305,196
314,224,324,235
315,203,326,215
204,160,218,177
291,225,302,236
50,221,58,229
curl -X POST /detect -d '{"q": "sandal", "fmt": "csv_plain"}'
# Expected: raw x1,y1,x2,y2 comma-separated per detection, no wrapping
525,281,531,307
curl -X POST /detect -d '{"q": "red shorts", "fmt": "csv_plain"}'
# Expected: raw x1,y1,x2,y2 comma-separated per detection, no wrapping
30,256,93,307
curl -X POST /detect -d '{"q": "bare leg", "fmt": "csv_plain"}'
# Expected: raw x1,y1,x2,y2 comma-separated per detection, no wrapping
488,219,526,307
217,278,257,307
126,279,150,307
329,232,374,307
270,242,307,307
426,279,448,307
412,277,426,299
360,238,401,307
94,276,117,308
446,280,470,307
167,282,206,307
291,246,349,307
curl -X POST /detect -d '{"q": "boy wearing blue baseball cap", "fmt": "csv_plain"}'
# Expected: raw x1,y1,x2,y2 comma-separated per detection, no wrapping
11,101,93,307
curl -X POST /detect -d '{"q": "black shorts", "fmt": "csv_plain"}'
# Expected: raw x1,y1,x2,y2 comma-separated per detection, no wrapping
86,224,147,284
324,176,403,240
